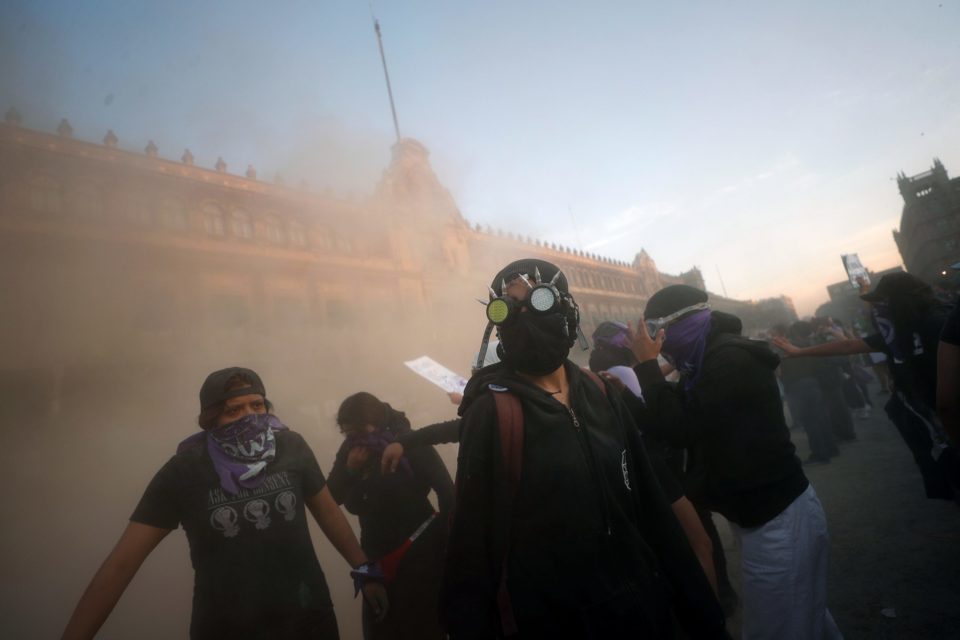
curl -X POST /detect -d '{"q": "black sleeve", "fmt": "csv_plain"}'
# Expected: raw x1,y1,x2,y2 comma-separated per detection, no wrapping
941,304,960,346
613,386,684,503
325,440,362,507
287,431,327,499
441,396,500,640
398,419,461,449
863,332,887,352
646,444,684,504
616,404,729,638
407,445,455,517
130,458,181,530
633,359,699,448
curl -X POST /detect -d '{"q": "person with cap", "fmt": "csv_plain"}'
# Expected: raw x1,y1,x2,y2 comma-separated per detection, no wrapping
328,391,453,640
442,259,728,639
62,367,388,640
938,264,960,445
773,271,960,503
632,284,841,639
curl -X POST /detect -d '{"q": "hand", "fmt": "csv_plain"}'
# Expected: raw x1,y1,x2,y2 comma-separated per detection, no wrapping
346,447,371,473
362,581,389,621
380,442,405,475
770,336,800,357
598,371,626,394
627,320,665,363
447,391,464,405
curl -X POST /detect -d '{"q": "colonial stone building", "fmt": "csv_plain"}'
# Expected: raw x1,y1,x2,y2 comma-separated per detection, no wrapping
893,159,960,285
0,110,794,425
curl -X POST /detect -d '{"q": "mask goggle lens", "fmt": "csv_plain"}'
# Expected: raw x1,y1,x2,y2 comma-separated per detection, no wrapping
486,298,512,324
529,285,558,313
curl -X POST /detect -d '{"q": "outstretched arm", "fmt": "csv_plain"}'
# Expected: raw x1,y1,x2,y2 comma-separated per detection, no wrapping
771,336,872,358
306,486,389,620
62,522,171,640
307,485,368,568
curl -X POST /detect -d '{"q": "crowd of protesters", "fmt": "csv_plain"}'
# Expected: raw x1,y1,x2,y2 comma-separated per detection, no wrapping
61,259,960,640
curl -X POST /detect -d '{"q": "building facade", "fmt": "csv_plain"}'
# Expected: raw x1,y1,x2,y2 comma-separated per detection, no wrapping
893,159,960,286
0,110,795,424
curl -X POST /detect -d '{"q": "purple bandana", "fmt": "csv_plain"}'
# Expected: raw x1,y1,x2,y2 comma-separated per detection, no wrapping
346,429,412,476
661,309,713,392
178,413,287,495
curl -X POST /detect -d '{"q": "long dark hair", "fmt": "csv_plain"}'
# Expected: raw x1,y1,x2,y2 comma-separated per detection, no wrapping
336,392,411,435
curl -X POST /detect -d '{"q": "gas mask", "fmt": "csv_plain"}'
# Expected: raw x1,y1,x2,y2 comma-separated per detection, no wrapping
475,267,582,375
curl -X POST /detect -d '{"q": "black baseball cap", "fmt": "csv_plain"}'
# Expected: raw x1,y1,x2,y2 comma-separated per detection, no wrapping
860,272,931,303
645,284,708,320
199,367,266,410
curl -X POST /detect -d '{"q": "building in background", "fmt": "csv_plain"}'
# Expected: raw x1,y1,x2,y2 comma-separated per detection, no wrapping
893,159,960,287
0,109,795,424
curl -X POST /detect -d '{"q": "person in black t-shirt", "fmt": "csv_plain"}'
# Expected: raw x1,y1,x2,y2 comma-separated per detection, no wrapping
773,272,959,502
62,367,388,640
328,391,453,640
938,300,960,445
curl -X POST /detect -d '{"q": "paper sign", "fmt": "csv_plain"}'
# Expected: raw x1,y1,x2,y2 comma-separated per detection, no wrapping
841,254,870,289
404,356,468,394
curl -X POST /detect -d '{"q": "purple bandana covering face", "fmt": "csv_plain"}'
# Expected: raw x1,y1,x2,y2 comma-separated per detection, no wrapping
661,309,713,391
345,429,412,476
178,413,287,495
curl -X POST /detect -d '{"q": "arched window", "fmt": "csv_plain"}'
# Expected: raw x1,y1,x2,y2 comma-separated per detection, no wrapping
263,215,285,244
74,182,103,217
288,222,306,247
30,176,61,213
128,198,152,226
231,209,253,239
202,203,226,236
159,199,187,231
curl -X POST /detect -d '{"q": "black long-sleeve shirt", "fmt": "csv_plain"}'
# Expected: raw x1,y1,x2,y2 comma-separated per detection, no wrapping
327,436,454,559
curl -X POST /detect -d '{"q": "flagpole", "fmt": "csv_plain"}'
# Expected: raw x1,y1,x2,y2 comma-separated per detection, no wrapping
372,14,402,144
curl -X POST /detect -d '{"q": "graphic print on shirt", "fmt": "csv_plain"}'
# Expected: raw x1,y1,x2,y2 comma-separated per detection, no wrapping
275,491,297,521
206,471,295,537
210,506,241,538
244,499,272,530
621,450,631,491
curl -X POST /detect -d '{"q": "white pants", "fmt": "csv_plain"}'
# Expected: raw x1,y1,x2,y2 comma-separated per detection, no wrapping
731,484,843,640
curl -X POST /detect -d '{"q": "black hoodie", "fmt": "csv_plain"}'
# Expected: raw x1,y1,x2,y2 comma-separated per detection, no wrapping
633,312,808,527
441,361,728,639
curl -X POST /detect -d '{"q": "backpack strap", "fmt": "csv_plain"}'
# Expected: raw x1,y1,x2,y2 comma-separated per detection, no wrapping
581,367,608,398
491,386,523,637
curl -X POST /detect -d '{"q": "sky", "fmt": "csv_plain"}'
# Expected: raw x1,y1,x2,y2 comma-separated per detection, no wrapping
2,0,959,315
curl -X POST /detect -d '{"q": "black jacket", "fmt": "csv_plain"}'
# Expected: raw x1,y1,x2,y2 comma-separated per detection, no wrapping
634,313,808,528
327,409,454,559
442,361,727,639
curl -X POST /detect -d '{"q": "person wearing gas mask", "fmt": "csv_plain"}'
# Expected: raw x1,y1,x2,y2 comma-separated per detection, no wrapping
442,259,728,640
62,367,388,640
632,285,841,640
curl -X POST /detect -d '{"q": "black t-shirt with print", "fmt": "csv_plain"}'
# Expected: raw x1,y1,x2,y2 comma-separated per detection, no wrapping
863,305,952,411
131,429,333,638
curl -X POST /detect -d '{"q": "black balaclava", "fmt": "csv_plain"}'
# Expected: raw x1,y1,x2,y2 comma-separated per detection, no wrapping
489,258,579,376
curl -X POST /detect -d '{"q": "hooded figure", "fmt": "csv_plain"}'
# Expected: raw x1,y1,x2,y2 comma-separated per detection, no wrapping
328,392,454,640
634,285,842,640
441,260,728,640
